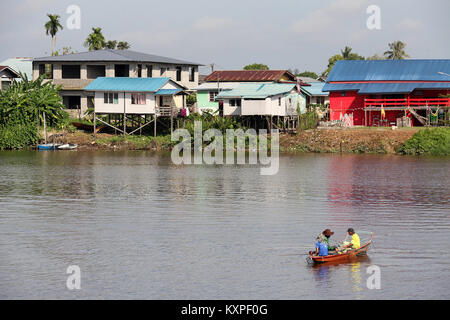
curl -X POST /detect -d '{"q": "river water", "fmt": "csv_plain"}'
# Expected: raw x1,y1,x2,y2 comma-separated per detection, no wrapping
0,151,449,300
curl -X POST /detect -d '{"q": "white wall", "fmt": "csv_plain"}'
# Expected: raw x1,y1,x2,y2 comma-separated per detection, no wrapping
94,92,156,114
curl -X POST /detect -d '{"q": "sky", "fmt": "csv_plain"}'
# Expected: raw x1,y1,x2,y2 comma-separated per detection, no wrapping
0,0,449,75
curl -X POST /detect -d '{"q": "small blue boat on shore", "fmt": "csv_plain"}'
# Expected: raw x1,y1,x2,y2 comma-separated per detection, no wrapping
38,143,61,150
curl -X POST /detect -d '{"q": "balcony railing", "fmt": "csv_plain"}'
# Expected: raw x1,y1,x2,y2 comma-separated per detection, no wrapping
364,98,450,110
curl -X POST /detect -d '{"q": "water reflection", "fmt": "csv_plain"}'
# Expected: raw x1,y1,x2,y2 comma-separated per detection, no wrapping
327,155,450,207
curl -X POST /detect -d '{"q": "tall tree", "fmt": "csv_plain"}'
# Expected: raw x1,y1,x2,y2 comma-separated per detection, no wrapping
384,41,410,60
45,14,64,55
84,27,106,51
117,41,130,50
243,63,269,70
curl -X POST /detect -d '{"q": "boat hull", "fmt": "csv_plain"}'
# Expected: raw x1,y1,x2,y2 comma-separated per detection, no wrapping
38,144,61,150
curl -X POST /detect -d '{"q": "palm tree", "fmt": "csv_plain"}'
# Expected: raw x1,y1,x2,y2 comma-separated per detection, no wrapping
104,40,117,50
84,27,106,51
384,41,410,60
45,14,64,55
117,41,130,50
341,46,353,59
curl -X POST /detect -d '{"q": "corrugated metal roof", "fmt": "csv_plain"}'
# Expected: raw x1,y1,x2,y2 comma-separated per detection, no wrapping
84,77,170,92
217,83,297,99
301,82,328,96
34,49,202,66
155,89,182,95
204,70,296,82
323,82,450,94
327,59,450,82
0,58,33,79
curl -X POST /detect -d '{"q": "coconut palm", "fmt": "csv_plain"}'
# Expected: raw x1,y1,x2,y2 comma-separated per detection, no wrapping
45,14,64,55
384,41,410,60
117,41,130,50
84,27,106,51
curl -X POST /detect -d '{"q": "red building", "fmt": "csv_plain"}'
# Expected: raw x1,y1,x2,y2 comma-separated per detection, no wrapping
323,60,450,126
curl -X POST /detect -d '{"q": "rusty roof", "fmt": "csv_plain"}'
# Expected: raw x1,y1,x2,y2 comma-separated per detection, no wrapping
204,70,297,82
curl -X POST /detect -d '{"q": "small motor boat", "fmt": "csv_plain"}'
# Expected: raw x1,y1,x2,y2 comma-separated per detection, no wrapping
308,232,374,264
58,144,78,150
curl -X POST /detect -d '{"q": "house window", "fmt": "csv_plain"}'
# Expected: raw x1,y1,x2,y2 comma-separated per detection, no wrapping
189,67,195,82
137,64,142,78
159,96,164,106
115,64,129,77
147,65,152,78
340,92,346,97
104,92,119,104
176,67,182,81
62,65,81,79
131,93,146,105
39,64,53,79
230,99,241,107
278,97,282,106
160,67,167,76
209,91,218,102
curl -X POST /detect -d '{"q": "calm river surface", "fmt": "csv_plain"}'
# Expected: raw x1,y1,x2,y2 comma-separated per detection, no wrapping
0,151,449,300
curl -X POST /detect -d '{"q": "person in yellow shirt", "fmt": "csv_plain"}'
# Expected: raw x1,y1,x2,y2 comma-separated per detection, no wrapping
343,228,360,249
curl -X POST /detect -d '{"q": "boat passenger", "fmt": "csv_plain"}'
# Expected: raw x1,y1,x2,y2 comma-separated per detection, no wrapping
315,234,329,256
322,229,337,251
343,228,360,250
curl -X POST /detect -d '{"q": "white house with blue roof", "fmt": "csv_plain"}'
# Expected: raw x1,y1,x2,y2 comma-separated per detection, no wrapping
84,77,186,116
216,83,306,117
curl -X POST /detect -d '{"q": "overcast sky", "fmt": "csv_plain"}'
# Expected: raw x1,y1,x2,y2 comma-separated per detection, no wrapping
0,0,449,75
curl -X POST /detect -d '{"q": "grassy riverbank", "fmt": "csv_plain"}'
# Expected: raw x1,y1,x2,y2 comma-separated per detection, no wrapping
46,126,450,156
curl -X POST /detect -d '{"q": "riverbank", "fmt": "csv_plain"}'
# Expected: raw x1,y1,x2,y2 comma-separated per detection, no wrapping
44,127,449,155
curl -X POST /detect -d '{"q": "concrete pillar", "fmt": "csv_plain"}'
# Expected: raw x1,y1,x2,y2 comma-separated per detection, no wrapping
80,64,87,79
53,64,62,79
106,64,115,77
81,95,88,116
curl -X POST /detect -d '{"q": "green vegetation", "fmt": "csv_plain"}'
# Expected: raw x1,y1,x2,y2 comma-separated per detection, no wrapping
243,63,269,71
384,41,409,60
398,128,450,156
96,135,174,150
0,74,68,150
297,111,320,131
297,71,319,79
84,27,106,50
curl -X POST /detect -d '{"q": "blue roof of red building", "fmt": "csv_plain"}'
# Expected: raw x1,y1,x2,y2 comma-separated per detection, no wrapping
323,59,450,94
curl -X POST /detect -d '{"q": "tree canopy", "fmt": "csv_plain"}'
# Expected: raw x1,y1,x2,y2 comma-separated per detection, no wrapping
84,27,106,51
243,63,269,70
384,41,409,60
297,71,319,79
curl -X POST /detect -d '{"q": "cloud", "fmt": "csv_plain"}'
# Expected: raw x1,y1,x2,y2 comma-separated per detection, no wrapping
192,17,234,31
291,0,369,34
396,18,423,31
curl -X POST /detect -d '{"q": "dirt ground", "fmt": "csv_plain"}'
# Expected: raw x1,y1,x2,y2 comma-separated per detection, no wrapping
279,127,421,154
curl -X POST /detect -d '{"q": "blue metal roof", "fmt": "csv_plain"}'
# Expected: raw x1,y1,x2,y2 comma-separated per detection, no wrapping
84,77,170,92
217,83,297,99
301,82,328,96
155,89,182,95
322,82,450,94
327,59,450,82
